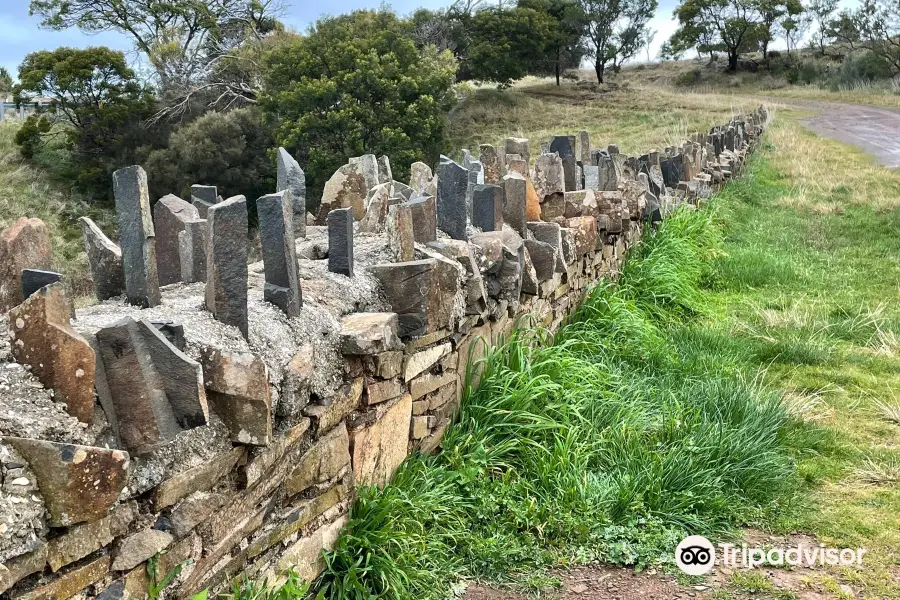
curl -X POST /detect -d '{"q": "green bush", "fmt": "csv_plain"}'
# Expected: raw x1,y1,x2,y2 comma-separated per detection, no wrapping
800,59,822,84
261,9,457,206
839,51,894,86
674,68,704,87
144,107,276,208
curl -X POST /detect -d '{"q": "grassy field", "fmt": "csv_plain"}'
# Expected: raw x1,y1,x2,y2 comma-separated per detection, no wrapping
0,122,116,299
292,83,900,600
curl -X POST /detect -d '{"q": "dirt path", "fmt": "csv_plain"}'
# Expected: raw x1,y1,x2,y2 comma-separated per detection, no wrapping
779,99,900,168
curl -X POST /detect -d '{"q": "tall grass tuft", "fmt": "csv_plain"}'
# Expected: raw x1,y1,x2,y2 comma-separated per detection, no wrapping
316,208,814,600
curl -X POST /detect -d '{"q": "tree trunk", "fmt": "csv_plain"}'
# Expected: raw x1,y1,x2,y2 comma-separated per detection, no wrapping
728,51,738,71
594,59,605,83
556,59,561,86
762,39,769,60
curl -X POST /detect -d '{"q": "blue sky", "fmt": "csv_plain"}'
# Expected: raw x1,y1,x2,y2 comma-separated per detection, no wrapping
0,0,682,77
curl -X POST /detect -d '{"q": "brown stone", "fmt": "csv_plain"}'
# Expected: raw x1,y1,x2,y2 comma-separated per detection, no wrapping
410,416,430,439
525,178,542,221
3,437,129,527
79,216,126,301
200,348,272,446
365,378,404,405
112,529,174,571
47,502,135,571
339,312,403,355
372,351,403,379
169,491,226,538
386,202,415,261
0,217,51,312
276,514,349,583
403,342,451,381
409,372,455,400
285,422,351,497
153,446,245,509
563,216,598,257
351,393,411,486
240,419,310,488
303,377,364,435
0,544,48,594
369,259,461,338
317,162,369,223
405,195,437,244
17,555,110,600
8,283,96,423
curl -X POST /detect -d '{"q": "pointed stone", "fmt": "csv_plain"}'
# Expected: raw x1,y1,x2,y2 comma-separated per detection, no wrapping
257,191,302,317
405,196,437,244
0,217,51,312
386,202,415,262
9,283,96,423
191,185,218,217
577,130,591,164
276,148,307,237
596,153,618,191
318,163,368,223
153,194,199,286
179,218,207,283
327,207,354,277
437,156,468,240
377,155,393,185
472,184,504,232
79,217,125,301
479,144,502,184
359,182,391,233
205,195,249,339
349,154,380,191
2,438,129,527
113,165,161,308
534,153,564,202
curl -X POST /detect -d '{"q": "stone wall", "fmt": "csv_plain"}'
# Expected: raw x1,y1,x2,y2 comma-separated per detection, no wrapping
0,108,767,599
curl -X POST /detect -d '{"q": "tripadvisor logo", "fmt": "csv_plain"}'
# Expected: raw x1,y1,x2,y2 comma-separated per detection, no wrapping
676,536,716,575
675,536,868,575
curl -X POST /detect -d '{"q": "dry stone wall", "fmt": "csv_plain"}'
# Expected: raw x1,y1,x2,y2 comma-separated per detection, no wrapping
0,108,767,599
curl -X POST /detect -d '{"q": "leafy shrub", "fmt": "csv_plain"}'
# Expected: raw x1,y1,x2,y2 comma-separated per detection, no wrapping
839,51,894,86
800,59,822,84
144,107,276,206
674,67,703,87
262,9,457,203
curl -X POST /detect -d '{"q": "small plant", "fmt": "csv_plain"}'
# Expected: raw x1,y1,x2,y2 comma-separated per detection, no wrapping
873,399,900,424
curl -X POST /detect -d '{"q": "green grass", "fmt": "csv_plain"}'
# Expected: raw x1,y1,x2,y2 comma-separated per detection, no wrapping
311,206,823,600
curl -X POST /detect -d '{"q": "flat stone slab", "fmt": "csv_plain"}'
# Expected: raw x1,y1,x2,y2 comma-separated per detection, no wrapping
257,191,302,317
79,217,125,301
276,148,307,237
205,195,249,339
2,437,129,527
339,312,403,355
153,194,199,286
113,165,161,308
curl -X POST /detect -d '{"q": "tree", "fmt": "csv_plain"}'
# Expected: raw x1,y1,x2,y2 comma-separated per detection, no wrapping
12,46,156,192
759,0,803,59
580,0,658,83
29,0,283,114
145,107,275,202
520,0,588,85
641,27,658,61
467,6,557,86
261,9,457,201
0,67,13,97
808,0,838,55
671,0,774,70
779,10,810,54
828,0,900,74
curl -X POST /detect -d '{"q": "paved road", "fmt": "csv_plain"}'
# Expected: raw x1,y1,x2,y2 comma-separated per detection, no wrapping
784,100,900,168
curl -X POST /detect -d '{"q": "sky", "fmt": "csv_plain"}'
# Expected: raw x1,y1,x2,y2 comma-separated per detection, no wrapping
0,0,683,77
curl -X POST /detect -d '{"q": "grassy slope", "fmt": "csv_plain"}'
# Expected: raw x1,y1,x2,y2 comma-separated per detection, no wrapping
0,122,116,300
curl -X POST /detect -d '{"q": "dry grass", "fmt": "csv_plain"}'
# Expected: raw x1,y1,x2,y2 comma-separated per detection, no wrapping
0,122,114,298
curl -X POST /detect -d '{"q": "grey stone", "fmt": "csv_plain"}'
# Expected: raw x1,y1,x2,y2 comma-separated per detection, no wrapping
359,182,391,233
527,221,567,275
113,165,161,308
369,258,461,337
79,217,125,301
504,138,530,168
437,156,468,240
153,194,200,286
465,160,484,217
205,195,249,339
95,317,208,454
377,155,393,185
178,218,207,283
550,135,575,159
21,269,62,301
577,130,591,164
583,165,600,191
534,153,564,201
112,529,173,571
405,196,437,243
523,239,557,281
502,172,527,237
191,185,218,218
327,207,354,277
472,184,504,232
258,190,302,317
392,180,414,200
597,153,618,191
349,153,380,191
276,148,307,238
561,155,577,192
